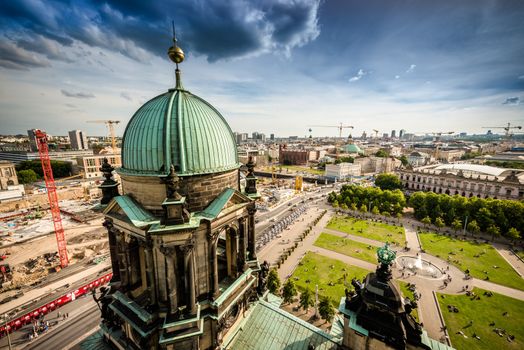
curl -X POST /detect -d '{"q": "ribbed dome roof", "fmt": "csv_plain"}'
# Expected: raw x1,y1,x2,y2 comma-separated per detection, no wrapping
120,74,240,177
341,143,363,154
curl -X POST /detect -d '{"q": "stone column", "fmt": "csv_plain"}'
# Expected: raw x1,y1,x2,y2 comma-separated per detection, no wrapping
160,246,178,313
144,240,157,305
238,218,247,271
229,228,238,277
103,219,120,282
182,243,197,315
116,231,129,289
247,205,257,261
208,232,219,298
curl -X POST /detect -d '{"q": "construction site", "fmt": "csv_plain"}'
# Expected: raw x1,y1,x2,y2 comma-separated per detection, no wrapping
0,130,110,313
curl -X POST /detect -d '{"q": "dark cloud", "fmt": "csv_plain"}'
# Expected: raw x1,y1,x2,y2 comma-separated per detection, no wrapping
0,0,321,68
61,89,95,99
16,35,74,62
0,39,49,70
502,97,520,105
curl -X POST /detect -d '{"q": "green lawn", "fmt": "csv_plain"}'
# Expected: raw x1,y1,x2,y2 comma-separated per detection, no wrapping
314,232,381,264
326,216,405,245
290,252,371,306
279,165,324,175
419,232,524,291
437,288,524,350
514,249,524,261
398,281,420,322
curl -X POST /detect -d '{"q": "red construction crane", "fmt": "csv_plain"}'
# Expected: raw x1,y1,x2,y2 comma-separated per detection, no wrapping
35,130,69,268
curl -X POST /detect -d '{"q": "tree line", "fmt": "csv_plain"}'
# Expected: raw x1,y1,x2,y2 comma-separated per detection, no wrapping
16,160,73,184
328,184,406,216
409,191,523,241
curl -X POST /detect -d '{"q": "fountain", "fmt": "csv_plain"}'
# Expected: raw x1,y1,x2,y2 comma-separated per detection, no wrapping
396,254,444,279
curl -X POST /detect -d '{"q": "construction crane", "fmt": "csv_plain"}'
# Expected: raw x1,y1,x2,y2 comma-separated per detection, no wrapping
308,123,354,138
372,129,379,138
34,130,69,268
86,120,121,153
482,123,522,139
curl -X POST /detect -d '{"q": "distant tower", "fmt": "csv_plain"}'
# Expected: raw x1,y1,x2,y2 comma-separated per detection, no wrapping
391,130,396,138
68,130,89,150
27,129,39,151
399,129,405,139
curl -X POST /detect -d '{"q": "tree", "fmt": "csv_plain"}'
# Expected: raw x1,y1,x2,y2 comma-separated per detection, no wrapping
434,217,445,231
375,150,388,158
399,155,409,167
17,169,38,184
451,218,462,233
359,204,368,212
371,206,380,215
299,288,314,312
487,224,501,242
340,203,348,210
350,203,357,211
282,279,297,304
374,173,402,191
332,200,339,208
467,220,480,236
507,228,521,243
318,296,335,323
421,216,432,228
267,269,281,295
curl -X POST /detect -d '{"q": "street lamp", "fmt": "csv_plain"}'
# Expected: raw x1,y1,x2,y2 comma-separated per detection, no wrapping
463,215,468,236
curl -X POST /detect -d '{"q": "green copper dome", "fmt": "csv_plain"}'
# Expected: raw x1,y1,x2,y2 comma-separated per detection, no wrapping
120,73,240,177
340,143,363,154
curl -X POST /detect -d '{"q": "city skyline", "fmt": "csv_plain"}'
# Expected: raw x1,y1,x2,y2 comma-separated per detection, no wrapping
1,0,523,137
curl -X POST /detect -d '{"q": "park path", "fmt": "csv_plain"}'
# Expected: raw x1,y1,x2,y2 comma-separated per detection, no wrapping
272,210,333,281
492,242,524,277
323,228,383,247
313,246,376,271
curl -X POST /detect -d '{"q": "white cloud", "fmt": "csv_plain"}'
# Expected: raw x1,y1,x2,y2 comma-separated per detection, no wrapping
349,69,366,82
518,75,524,80
395,75,400,79
406,64,416,73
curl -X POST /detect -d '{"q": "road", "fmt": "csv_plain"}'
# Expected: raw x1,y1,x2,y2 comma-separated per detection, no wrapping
255,186,333,235
0,296,100,350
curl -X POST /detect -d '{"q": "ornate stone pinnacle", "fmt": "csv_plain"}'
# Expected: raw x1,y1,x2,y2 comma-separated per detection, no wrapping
377,242,396,266
163,164,183,200
100,157,115,182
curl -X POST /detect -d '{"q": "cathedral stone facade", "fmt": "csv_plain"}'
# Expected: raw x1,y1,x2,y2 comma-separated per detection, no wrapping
96,37,262,350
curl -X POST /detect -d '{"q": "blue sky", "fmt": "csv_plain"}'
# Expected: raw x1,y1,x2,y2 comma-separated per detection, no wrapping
0,0,523,137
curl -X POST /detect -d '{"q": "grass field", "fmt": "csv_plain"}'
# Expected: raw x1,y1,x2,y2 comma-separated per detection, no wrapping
279,165,324,175
398,281,420,322
314,232,381,264
290,252,371,306
514,249,524,261
326,216,405,245
437,288,524,350
419,232,524,291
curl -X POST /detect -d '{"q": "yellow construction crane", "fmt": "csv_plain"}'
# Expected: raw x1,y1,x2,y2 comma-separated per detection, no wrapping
482,122,522,140
308,123,354,138
87,120,121,153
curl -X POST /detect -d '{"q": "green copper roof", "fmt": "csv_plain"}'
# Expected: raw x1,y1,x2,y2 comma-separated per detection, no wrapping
120,77,240,177
225,300,339,350
340,143,363,154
